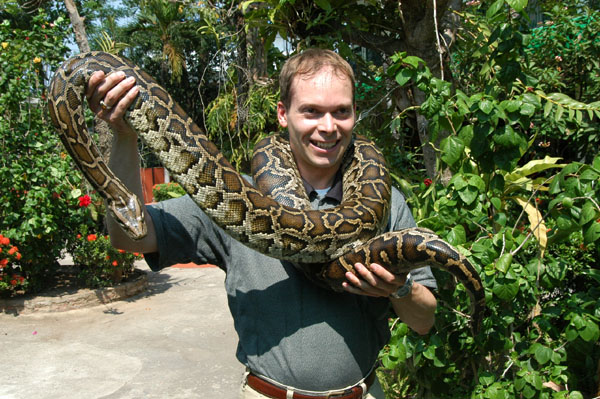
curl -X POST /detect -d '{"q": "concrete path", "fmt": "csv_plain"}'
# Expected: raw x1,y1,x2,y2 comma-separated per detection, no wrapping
0,264,245,399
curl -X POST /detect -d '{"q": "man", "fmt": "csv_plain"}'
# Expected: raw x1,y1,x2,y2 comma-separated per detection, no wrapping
86,48,437,398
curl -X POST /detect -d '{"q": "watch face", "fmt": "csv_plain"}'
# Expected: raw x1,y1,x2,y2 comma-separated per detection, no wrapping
391,275,413,299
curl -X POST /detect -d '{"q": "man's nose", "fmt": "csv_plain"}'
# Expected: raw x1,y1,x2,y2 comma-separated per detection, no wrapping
318,113,335,132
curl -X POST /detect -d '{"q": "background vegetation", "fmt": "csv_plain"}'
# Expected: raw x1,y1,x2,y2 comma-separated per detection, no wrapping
1,0,598,397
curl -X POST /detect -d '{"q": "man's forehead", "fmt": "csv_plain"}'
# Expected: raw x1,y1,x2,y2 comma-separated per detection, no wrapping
289,68,353,104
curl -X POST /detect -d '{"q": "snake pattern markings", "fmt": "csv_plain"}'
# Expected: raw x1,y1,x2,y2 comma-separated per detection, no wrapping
48,51,485,332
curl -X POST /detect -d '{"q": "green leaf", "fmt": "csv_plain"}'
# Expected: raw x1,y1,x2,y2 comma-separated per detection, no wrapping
487,0,505,19
450,174,468,190
458,186,478,205
441,136,465,165
504,156,564,181
583,222,600,245
543,101,553,118
403,56,423,68
579,320,599,342
447,225,466,246
491,197,502,210
71,188,82,199
493,281,519,301
313,0,331,11
520,103,536,116
395,69,413,86
506,0,528,12
531,343,552,365
555,104,564,121
580,167,600,182
479,99,494,114
580,201,598,225
496,253,513,273
467,174,486,191
502,99,521,113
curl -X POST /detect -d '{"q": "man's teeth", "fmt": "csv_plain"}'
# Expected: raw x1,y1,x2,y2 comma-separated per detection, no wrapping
313,141,337,149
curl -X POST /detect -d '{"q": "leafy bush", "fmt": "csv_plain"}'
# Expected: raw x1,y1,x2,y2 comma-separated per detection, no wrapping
0,8,87,293
152,182,187,202
0,233,27,296
70,228,142,288
377,2,600,398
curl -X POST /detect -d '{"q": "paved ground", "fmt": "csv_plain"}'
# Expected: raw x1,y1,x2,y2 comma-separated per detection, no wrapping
0,263,245,399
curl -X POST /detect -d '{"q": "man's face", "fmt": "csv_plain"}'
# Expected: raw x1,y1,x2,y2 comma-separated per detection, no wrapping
277,67,355,185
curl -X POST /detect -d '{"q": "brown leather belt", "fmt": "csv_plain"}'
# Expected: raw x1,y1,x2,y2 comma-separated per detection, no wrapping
246,370,377,399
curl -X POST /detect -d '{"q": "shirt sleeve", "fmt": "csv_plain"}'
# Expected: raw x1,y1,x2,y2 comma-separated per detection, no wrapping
388,187,438,290
143,195,231,272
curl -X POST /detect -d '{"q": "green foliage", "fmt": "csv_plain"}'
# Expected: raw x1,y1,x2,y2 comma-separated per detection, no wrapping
205,84,279,171
525,1,600,163
379,2,600,397
0,233,27,296
0,8,85,293
70,228,142,288
152,182,187,202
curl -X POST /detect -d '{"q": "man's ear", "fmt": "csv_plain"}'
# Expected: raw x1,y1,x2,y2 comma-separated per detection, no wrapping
277,101,288,128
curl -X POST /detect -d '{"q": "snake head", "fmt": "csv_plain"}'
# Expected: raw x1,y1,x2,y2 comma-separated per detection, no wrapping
108,194,148,240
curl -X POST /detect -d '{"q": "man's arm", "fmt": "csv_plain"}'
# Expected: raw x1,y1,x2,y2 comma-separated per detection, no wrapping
343,263,437,335
86,70,158,254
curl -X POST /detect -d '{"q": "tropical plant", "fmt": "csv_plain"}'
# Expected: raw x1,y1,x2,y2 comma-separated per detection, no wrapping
0,7,84,294
377,1,600,397
152,182,186,202
70,228,142,288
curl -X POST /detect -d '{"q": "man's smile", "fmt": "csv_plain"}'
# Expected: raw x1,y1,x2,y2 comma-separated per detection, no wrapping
310,139,340,151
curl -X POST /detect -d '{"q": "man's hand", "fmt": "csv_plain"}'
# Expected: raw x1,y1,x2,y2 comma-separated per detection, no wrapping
86,70,139,133
343,262,437,335
342,263,407,297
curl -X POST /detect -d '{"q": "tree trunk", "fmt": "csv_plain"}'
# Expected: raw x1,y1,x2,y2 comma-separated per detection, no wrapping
235,10,249,131
63,0,90,53
397,0,452,180
63,0,113,161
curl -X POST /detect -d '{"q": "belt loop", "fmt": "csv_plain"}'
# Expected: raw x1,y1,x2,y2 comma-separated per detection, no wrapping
359,382,367,398
286,388,294,399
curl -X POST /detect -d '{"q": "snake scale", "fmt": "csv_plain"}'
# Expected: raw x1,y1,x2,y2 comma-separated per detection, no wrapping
48,52,485,332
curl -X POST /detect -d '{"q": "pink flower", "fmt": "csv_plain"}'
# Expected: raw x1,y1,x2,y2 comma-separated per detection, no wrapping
78,194,91,207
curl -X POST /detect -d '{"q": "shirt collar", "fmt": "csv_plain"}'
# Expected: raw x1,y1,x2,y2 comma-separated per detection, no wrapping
302,170,343,202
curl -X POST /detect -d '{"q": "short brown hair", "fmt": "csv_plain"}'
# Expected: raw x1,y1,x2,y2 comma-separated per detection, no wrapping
279,48,355,108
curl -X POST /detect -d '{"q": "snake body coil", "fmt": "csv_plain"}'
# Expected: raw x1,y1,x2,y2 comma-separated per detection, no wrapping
48,52,485,331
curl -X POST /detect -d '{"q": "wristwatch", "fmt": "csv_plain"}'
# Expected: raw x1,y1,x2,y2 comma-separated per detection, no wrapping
389,273,413,299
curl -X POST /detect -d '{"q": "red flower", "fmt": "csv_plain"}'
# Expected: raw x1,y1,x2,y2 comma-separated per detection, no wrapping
77,234,82,239
112,261,118,266
87,234,97,242
10,279,17,286
0,236,10,246
0,258,8,267
8,246,18,255
78,195,91,207
15,253,22,260
424,178,433,187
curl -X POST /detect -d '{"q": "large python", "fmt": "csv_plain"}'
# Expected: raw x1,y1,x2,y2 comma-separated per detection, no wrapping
48,52,485,331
